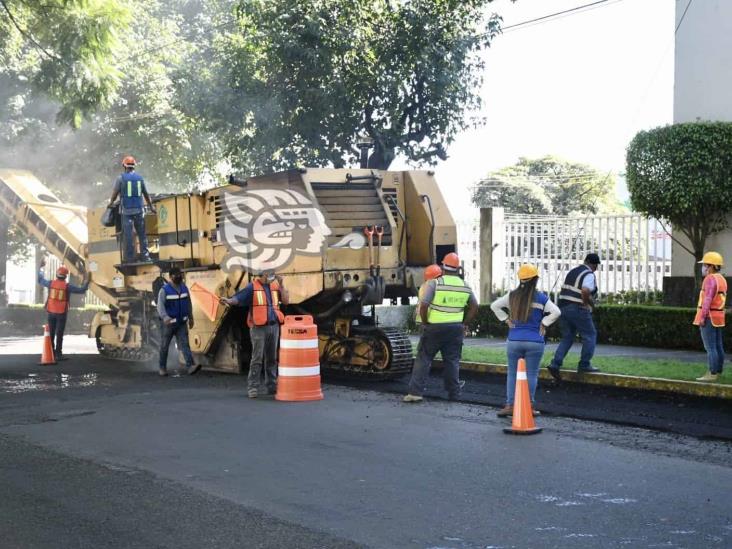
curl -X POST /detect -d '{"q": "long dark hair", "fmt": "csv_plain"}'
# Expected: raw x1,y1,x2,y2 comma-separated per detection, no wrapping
509,277,538,323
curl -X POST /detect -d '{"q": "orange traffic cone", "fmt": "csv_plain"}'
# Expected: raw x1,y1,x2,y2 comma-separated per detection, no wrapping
276,315,323,402
503,358,542,435
39,324,57,365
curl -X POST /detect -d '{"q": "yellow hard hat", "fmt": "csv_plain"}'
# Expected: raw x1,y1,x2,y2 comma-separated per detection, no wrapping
698,251,724,266
517,263,539,281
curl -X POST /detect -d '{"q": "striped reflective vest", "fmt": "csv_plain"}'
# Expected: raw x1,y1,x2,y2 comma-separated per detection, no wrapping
120,172,144,211
163,282,191,322
46,279,69,314
558,265,597,305
693,273,727,327
426,275,472,324
508,291,549,344
247,280,285,327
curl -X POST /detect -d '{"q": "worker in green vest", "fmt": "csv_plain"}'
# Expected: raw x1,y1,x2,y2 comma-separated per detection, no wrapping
404,252,478,403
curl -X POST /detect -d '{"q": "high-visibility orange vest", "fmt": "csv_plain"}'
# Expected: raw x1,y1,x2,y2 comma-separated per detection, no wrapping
247,279,285,327
46,279,69,314
693,273,727,327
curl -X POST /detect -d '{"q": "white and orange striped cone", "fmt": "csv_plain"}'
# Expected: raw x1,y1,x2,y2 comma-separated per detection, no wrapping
39,324,57,365
503,358,542,435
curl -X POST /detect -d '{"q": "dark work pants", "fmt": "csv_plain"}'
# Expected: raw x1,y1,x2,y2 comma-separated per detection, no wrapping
47,312,67,355
407,323,464,398
248,324,280,394
159,321,194,370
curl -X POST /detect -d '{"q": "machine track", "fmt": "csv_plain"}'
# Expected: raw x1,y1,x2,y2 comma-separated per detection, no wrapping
320,326,413,380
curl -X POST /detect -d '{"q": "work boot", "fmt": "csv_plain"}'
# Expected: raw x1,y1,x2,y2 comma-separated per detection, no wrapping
158,368,168,377
403,394,423,403
577,366,601,373
547,364,562,381
54,352,68,362
248,389,258,399
497,405,513,417
696,372,719,382
186,364,202,376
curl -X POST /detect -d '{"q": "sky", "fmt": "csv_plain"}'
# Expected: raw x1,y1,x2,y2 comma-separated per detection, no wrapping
392,0,675,220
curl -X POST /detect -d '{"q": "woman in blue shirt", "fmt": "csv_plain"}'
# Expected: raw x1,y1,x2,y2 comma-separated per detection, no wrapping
490,264,561,418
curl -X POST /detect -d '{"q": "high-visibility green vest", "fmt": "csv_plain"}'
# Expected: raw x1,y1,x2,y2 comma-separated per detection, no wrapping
426,275,472,324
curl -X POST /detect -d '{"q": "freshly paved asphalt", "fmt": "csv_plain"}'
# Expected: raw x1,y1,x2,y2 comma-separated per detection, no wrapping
0,336,731,548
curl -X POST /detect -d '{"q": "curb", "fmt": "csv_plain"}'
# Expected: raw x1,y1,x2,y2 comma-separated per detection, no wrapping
433,360,732,400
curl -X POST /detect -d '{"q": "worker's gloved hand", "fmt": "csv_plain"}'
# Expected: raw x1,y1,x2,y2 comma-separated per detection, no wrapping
149,206,157,214
165,318,176,326
220,297,235,306
539,323,546,337
188,318,195,329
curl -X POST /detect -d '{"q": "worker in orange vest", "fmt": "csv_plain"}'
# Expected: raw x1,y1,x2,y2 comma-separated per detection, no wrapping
693,251,727,382
37,258,90,361
221,270,289,398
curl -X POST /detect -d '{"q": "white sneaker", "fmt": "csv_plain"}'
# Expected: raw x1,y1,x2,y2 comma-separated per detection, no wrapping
403,394,423,403
696,372,719,382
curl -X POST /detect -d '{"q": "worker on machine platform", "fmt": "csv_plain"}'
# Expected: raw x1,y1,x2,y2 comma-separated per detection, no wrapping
108,156,156,263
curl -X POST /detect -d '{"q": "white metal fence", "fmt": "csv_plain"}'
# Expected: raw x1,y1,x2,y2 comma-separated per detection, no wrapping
458,210,673,301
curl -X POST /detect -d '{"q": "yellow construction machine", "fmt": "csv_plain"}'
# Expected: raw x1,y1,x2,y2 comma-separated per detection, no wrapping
0,167,457,377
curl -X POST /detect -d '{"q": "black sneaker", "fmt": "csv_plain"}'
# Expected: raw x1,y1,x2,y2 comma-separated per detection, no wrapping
186,364,202,376
55,353,68,362
577,366,601,373
547,364,562,381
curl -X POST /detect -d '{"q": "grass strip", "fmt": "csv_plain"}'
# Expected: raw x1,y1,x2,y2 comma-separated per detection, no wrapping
414,343,732,385
457,346,732,385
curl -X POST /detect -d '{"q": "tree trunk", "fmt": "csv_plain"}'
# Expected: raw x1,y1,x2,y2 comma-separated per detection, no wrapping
693,246,705,295
0,216,8,306
367,141,395,170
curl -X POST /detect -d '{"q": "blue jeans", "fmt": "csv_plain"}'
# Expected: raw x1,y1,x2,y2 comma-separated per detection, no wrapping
159,321,194,370
700,323,725,374
550,304,596,370
407,323,463,398
47,312,67,355
122,213,149,261
506,340,544,405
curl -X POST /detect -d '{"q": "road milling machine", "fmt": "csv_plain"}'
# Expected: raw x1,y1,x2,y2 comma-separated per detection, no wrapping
0,168,458,377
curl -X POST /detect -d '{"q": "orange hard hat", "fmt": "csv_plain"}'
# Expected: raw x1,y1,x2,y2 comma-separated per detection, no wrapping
56,266,69,278
424,264,442,281
122,155,136,168
442,252,460,270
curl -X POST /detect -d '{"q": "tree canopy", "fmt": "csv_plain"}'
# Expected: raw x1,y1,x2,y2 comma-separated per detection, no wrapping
626,122,732,276
472,156,621,215
181,0,503,172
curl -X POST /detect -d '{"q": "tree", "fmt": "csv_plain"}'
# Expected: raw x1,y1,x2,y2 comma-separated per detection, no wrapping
0,0,131,127
626,122,732,280
181,0,503,173
472,156,621,215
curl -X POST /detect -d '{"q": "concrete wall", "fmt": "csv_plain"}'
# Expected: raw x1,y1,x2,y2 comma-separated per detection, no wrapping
673,0,732,123
671,0,732,276
375,305,414,329
0,307,97,337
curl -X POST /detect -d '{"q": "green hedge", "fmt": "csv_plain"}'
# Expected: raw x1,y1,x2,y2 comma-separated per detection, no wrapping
409,304,731,351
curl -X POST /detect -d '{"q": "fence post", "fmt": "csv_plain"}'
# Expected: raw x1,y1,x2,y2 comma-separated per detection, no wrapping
479,207,504,303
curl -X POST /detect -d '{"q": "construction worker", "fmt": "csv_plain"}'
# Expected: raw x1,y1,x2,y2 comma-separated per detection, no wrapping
37,258,90,361
156,267,201,377
547,253,601,380
414,264,443,323
221,271,289,398
490,264,561,417
404,252,478,403
108,156,156,263
693,251,727,382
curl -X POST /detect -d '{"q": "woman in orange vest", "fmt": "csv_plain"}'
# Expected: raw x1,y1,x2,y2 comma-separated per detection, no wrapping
37,258,90,361
693,251,727,382
221,270,289,398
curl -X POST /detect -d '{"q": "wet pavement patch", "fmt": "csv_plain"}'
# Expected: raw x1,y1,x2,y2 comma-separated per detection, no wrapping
0,372,101,393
